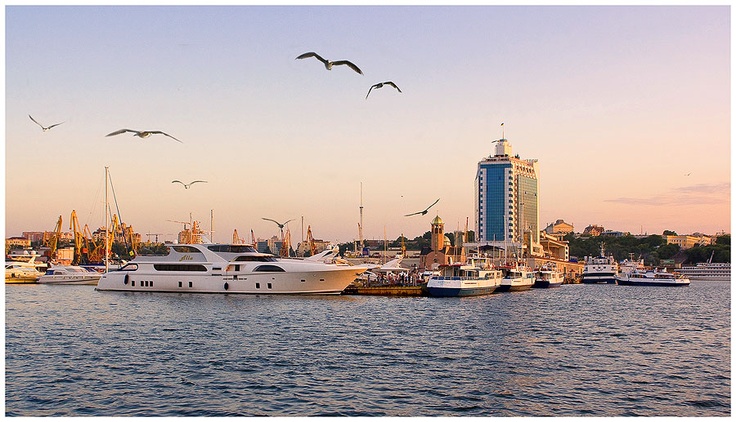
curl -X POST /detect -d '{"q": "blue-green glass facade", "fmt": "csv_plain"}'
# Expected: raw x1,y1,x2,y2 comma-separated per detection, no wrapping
476,162,512,242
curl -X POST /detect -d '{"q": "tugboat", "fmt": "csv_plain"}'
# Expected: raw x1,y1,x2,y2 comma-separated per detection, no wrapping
581,244,618,284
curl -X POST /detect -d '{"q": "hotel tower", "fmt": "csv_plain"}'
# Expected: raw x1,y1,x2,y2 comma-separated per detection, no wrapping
474,136,540,255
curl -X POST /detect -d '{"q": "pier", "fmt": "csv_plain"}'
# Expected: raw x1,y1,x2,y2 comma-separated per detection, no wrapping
342,285,426,296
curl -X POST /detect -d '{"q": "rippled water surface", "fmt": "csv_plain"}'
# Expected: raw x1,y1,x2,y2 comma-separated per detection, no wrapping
5,281,730,416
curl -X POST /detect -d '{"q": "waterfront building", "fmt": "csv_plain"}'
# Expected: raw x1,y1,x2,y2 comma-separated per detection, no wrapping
544,219,574,236
665,234,715,249
583,225,605,236
474,136,541,256
419,215,464,271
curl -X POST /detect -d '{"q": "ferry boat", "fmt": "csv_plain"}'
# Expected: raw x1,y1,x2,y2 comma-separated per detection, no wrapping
38,265,102,285
96,243,368,294
581,245,618,284
496,264,535,292
615,268,690,287
532,265,564,288
676,262,730,281
425,256,503,297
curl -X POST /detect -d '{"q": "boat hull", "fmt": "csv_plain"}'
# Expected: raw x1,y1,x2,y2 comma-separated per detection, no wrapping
96,267,360,295
426,285,498,297
37,276,100,286
495,283,533,292
581,274,616,284
616,277,690,287
532,280,563,288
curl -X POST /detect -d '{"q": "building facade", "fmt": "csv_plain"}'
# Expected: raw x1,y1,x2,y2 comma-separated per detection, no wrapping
474,137,540,255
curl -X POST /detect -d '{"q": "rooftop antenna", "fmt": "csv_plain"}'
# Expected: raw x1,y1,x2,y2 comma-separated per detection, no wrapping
501,122,505,140
359,182,364,248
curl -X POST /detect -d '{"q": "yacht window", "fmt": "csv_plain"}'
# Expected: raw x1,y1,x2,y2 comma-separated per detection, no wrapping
256,283,260,289
207,244,257,253
119,263,139,271
171,246,202,253
267,283,272,289
253,265,285,272
153,264,208,272
235,256,277,262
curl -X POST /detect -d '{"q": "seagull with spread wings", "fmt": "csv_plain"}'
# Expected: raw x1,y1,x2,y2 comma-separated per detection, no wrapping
172,180,207,189
404,198,440,217
106,129,182,143
296,52,363,75
29,115,64,132
366,81,402,99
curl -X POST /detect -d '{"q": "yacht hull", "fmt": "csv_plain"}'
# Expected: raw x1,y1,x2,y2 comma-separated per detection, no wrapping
96,268,360,294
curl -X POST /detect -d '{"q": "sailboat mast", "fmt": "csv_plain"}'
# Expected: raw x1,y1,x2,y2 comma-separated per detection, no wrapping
105,166,109,272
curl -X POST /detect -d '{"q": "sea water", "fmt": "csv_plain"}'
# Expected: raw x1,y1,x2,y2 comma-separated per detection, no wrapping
5,281,730,416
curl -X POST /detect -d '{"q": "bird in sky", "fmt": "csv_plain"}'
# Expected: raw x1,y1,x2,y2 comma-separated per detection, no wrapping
106,129,182,143
296,52,363,75
404,198,440,217
172,180,207,189
29,115,64,132
262,218,295,230
365,81,402,99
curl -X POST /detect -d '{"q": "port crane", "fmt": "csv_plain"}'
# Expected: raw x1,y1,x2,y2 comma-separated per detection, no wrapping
43,215,63,262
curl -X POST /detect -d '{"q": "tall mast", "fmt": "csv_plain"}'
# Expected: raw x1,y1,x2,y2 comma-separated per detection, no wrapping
105,166,109,272
359,182,364,248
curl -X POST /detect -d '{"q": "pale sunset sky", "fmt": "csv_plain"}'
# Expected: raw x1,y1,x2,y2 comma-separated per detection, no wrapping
4,4,731,244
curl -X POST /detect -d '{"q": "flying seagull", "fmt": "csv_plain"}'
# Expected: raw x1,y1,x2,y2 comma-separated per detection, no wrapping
172,180,207,189
404,198,440,217
365,81,402,99
296,52,363,75
29,115,64,132
262,218,295,230
106,129,183,143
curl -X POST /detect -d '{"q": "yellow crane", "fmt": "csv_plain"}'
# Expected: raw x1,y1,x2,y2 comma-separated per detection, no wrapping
70,210,85,265
43,215,63,261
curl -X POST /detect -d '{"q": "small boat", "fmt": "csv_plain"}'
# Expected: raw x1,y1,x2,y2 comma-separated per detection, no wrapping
496,264,535,292
37,265,102,285
615,268,690,287
5,263,45,284
96,243,368,294
533,265,564,288
426,256,503,297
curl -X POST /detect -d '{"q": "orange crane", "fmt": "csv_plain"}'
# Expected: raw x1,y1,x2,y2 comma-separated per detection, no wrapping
232,229,244,244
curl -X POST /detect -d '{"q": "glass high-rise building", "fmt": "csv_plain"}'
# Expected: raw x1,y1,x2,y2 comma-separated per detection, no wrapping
475,137,539,253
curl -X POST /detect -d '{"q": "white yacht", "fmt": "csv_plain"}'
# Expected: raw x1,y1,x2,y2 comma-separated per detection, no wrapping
96,243,368,294
38,265,102,285
5,262,45,284
581,245,618,284
426,256,503,297
615,268,690,287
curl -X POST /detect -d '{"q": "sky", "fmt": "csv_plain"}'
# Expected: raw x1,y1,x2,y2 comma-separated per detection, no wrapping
4,5,731,245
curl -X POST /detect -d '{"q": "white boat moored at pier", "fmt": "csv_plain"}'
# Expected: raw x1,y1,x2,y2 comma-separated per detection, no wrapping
96,243,368,294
